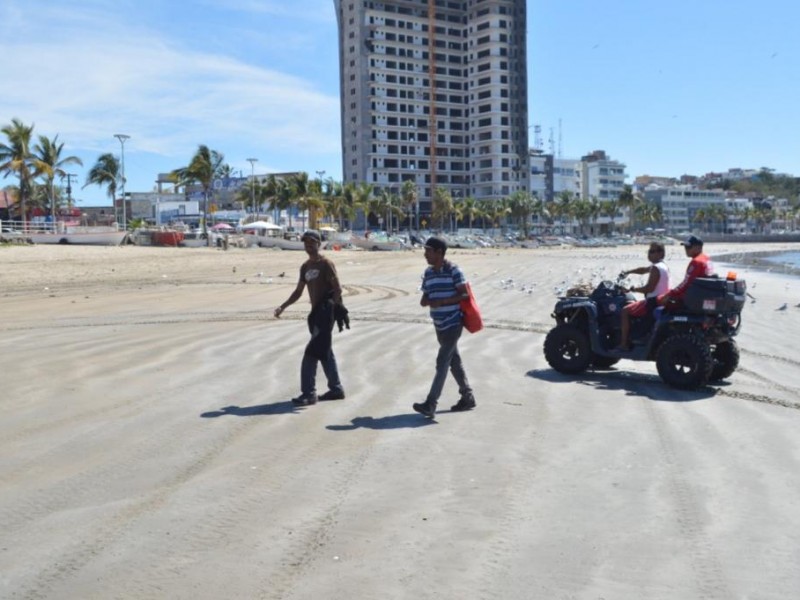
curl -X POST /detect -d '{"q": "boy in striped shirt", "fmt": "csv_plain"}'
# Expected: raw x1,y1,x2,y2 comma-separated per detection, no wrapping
413,237,475,418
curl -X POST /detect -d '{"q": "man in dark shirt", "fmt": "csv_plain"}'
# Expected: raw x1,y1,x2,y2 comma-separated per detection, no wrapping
275,230,346,406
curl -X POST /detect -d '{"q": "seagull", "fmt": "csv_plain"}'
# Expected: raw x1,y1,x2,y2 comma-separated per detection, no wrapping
776,303,788,311
278,271,286,278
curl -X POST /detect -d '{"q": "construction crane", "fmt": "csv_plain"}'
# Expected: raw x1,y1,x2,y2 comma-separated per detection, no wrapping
428,0,437,205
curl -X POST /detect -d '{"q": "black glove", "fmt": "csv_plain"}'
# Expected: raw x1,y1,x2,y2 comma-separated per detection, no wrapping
334,303,350,332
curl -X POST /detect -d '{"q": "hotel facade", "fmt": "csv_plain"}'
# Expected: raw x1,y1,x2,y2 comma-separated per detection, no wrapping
334,0,529,216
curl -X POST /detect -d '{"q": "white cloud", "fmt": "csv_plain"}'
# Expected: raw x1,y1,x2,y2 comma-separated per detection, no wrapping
0,2,340,160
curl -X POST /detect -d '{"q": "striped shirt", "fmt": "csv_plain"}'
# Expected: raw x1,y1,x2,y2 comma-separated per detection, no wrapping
422,260,466,331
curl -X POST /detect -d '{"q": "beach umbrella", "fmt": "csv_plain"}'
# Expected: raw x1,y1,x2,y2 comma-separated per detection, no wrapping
211,223,233,231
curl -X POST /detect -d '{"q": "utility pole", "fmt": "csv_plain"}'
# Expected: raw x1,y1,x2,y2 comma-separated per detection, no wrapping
247,158,258,221
64,173,78,208
114,134,130,230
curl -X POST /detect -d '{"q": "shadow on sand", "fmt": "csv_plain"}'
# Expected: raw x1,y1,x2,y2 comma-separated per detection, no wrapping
527,368,719,403
327,414,436,431
200,401,298,418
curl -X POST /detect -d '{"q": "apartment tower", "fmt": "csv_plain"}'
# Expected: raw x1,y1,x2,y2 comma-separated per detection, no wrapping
334,0,529,218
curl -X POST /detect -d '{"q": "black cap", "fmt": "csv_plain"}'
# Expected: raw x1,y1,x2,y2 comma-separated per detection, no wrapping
680,234,703,247
301,230,321,243
424,237,447,252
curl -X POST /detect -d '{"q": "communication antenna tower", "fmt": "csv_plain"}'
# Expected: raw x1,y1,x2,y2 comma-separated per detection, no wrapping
548,127,555,155
533,125,542,151
558,118,563,158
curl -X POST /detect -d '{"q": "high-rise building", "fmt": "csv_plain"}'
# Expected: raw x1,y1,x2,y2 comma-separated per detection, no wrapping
334,0,529,219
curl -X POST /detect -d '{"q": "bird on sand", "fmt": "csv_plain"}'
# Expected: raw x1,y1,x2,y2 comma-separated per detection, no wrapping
776,303,788,311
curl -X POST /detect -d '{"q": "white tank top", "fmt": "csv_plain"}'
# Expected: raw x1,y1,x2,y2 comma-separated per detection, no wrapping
647,261,670,298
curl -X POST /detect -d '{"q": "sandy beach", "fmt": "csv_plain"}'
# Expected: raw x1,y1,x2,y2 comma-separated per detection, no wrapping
1,241,799,599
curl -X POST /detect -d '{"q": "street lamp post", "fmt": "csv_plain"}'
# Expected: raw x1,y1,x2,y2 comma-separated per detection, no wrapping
314,170,325,229
247,158,258,221
114,134,130,230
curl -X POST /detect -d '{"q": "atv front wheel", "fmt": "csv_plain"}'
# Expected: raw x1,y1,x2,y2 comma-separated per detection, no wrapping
544,324,592,374
710,340,739,381
656,334,713,389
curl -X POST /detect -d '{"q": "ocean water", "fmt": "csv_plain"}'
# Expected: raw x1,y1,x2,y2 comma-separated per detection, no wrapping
763,251,800,269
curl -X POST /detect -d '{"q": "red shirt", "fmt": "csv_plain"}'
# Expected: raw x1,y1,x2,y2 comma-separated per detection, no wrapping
665,253,714,301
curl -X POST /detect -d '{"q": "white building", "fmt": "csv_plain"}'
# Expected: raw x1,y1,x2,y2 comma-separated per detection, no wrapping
334,0,530,215
644,185,751,234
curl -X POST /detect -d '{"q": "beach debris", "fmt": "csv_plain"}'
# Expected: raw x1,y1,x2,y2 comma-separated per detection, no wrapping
776,303,788,311
232,266,237,273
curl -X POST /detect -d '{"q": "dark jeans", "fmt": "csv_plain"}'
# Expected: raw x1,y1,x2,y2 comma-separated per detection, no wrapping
301,301,343,396
426,324,471,405
301,348,342,396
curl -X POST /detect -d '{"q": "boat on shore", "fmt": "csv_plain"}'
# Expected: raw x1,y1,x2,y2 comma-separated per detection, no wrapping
241,221,306,250
3,220,128,246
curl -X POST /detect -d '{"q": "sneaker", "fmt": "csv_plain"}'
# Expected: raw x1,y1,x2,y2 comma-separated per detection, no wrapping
450,394,476,412
291,393,318,406
319,389,346,401
412,400,436,418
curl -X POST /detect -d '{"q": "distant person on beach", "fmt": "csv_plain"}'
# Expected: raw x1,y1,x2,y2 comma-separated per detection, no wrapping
615,242,670,350
658,235,714,308
413,237,475,418
274,230,346,406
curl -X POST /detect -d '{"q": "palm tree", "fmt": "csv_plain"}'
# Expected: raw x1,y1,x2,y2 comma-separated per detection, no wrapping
600,199,621,235
286,172,323,231
507,191,536,238
555,191,575,235
400,179,419,230
84,153,121,221
0,118,37,226
33,135,83,221
171,145,225,236
617,184,637,233
431,187,453,231
459,196,482,232
350,182,373,230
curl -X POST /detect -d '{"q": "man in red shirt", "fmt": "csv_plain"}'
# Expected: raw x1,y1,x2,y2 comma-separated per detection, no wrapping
658,235,714,307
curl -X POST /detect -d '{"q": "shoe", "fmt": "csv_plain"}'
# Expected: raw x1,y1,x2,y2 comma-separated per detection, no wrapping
319,389,346,401
451,394,476,412
412,400,436,418
291,393,318,406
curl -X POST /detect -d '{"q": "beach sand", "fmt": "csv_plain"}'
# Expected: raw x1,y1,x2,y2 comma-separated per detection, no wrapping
1,242,799,599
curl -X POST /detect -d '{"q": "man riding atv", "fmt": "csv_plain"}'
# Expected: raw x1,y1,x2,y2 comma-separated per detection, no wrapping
658,234,714,308
543,234,746,389
615,241,670,352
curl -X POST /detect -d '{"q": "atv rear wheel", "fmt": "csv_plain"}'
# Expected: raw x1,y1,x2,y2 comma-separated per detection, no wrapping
656,333,713,389
710,340,739,381
544,324,592,374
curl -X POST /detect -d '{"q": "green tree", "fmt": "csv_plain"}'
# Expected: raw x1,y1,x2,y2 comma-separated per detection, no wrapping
459,196,482,232
33,135,83,220
400,179,419,230
171,145,225,237
0,118,37,226
431,187,453,231
618,184,637,233
507,190,536,238
83,153,120,221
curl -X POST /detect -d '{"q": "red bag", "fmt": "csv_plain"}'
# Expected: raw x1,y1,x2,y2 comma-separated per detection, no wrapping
460,282,483,333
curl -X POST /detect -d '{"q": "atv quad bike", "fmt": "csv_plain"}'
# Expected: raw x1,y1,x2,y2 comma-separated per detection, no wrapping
543,275,747,389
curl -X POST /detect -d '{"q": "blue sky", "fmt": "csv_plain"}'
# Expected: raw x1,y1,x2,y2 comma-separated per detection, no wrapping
2,0,798,206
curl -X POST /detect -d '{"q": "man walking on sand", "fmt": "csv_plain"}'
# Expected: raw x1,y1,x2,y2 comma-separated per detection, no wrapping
413,237,475,418
274,230,346,406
